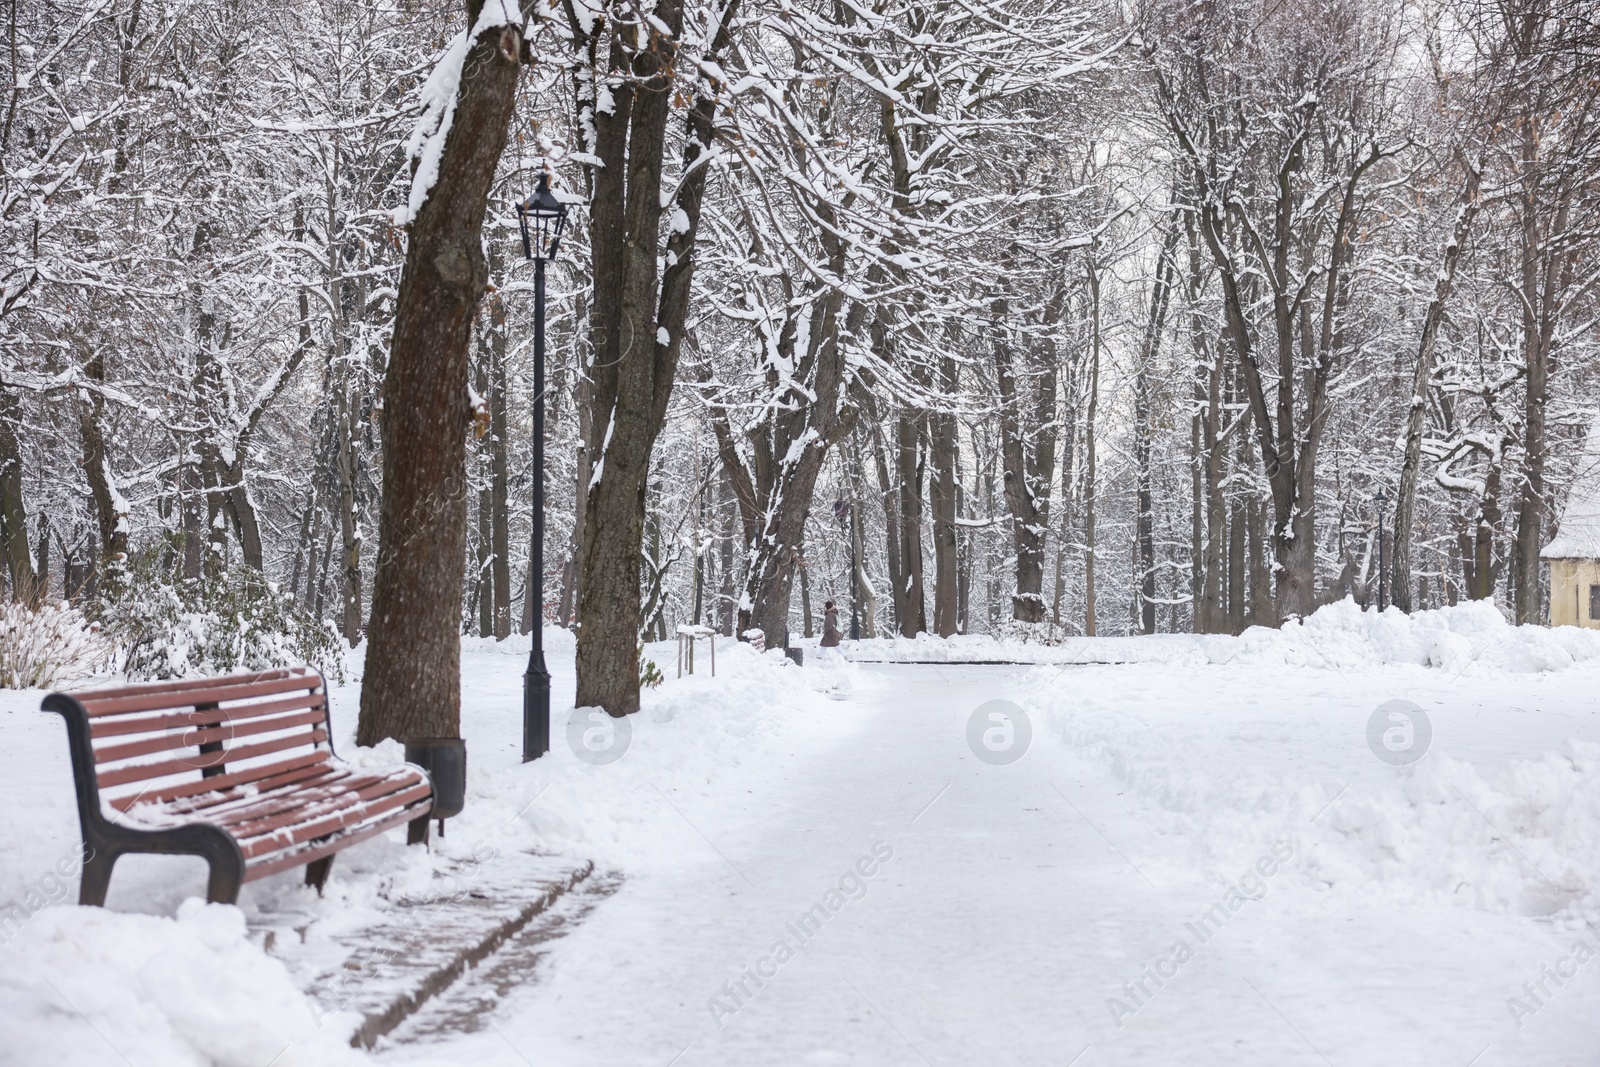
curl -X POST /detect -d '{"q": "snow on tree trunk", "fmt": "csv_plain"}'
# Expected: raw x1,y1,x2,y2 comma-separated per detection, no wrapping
358,2,525,747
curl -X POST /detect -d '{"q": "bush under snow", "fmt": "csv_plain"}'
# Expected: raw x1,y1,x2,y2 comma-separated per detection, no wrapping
0,601,111,690
98,551,344,683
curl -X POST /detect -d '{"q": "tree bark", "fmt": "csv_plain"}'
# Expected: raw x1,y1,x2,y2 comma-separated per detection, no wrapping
476,343,494,638
1228,500,1246,631
930,357,959,636
573,0,738,713
1134,227,1177,635
728,185,859,649
1393,162,1480,613
488,264,512,639
894,414,927,636
870,416,903,633
76,348,129,589
1083,258,1101,636
994,288,1059,626
0,380,35,605
358,5,525,746
718,466,735,636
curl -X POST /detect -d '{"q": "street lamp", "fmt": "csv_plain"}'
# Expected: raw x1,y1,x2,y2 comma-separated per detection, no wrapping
832,498,859,641
1375,487,1388,613
517,171,567,762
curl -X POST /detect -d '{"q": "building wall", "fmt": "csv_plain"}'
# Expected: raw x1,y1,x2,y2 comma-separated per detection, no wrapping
1548,559,1600,629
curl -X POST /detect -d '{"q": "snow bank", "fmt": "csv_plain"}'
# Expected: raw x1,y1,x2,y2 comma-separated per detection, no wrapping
444,638,844,872
1036,650,1600,920
0,900,364,1067
835,598,1600,676
1209,598,1600,674
0,629,839,1065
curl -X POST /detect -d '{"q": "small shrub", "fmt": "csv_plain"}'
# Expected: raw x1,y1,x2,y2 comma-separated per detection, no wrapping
639,644,664,689
0,601,112,689
990,618,1075,646
98,549,345,683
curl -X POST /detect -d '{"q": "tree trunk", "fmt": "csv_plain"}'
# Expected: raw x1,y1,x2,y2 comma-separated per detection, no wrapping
871,419,903,633
1248,497,1273,625
34,514,48,601
573,0,738,713
557,329,592,631
1189,357,1205,633
1474,462,1503,601
476,384,494,639
799,557,812,639
1512,147,1566,624
1392,163,1480,613
1083,261,1101,636
335,400,363,644
729,212,857,649
894,414,927,636
358,5,525,747
930,358,959,636
718,467,735,636
1134,227,1176,635
1227,501,1245,632
75,348,129,590
956,479,970,634
289,491,316,603
488,270,512,640
846,433,879,639
993,288,1059,626
1190,216,1227,633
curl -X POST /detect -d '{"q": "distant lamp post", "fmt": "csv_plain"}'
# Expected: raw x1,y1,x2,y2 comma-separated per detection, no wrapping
1375,487,1388,613
833,498,859,640
516,171,567,762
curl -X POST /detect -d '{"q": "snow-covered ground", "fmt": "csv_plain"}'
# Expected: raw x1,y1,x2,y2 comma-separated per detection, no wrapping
5,601,1600,1065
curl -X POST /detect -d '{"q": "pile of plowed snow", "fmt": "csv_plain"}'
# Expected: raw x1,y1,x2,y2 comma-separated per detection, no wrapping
1209,598,1600,674
834,598,1600,675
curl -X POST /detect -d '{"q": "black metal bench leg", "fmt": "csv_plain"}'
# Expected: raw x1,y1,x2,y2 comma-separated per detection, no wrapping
407,814,430,846
304,855,334,895
78,847,117,907
204,849,245,905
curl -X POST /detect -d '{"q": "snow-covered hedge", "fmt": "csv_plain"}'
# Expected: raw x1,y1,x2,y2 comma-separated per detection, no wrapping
99,552,344,683
0,601,111,689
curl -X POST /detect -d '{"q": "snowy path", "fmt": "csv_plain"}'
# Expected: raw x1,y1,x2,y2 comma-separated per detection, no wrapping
384,662,1600,1067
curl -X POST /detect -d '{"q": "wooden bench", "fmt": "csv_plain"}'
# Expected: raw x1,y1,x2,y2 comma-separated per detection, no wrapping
43,666,434,906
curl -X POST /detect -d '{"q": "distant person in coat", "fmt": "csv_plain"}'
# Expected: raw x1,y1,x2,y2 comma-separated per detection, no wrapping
820,600,843,649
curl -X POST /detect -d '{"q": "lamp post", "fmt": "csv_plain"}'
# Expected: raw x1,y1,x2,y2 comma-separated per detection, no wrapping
1375,486,1388,613
516,172,567,762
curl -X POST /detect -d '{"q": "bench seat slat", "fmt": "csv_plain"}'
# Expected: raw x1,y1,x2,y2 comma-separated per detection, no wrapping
80,674,322,718
106,750,331,810
166,766,354,819
235,780,432,858
93,709,328,765
118,766,428,846
96,727,328,789
215,784,369,837
216,773,403,833
89,692,329,738
184,767,414,834
72,668,309,705
241,802,428,883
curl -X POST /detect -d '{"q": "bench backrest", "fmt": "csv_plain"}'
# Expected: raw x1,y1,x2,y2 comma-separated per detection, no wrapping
48,667,332,818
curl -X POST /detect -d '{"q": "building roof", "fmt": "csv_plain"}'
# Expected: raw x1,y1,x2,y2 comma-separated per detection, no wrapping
1543,413,1600,560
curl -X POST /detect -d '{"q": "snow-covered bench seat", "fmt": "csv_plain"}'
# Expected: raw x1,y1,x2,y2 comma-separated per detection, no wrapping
43,667,433,906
